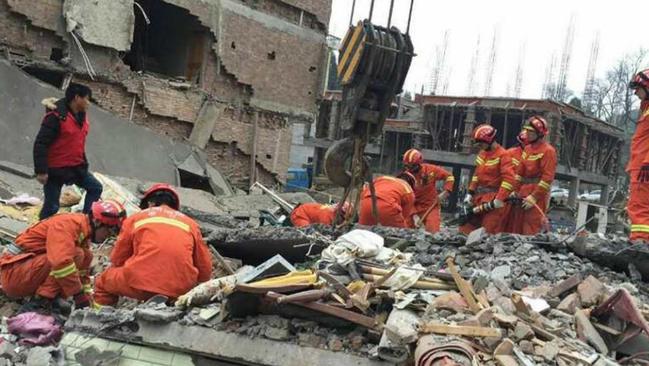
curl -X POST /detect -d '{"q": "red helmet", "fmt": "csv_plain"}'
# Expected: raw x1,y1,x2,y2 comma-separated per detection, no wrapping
516,131,528,145
629,69,649,90
396,171,416,188
91,200,126,227
472,124,497,144
402,149,423,165
140,183,180,210
524,116,549,137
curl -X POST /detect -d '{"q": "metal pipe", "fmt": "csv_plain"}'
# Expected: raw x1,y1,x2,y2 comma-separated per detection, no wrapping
349,0,356,26
387,0,395,28
406,0,415,34
368,0,375,22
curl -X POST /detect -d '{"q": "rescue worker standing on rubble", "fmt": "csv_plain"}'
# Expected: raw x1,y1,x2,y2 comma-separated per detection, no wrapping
94,184,212,306
290,201,350,227
33,83,103,220
627,69,649,243
402,149,455,232
510,116,558,235
0,200,125,311
358,172,416,229
460,124,516,234
504,131,528,233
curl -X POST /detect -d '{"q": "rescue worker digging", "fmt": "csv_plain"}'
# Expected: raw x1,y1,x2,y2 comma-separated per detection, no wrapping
0,201,124,312
628,69,649,243
33,83,103,220
358,172,416,229
403,149,455,233
94,184,212,306
460,124,516,234
290,202,350,227
509,116,557,235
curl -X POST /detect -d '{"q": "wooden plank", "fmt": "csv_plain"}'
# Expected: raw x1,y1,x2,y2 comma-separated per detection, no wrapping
446,257,482,313
361,274,454,290
511,293,530,316
420,322,503,338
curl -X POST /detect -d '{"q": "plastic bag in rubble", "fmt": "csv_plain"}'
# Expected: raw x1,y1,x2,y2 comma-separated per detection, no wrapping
7,312,62,346
4,193,41,206
321,229,384,266
71,172,141,216
382,264,425,291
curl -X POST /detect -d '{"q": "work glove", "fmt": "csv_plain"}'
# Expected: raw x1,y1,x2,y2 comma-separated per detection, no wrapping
521,195,536,210
463,193,473,205
73,293,91,309
638,164,649,183
492,199,504,209
438,191,450,203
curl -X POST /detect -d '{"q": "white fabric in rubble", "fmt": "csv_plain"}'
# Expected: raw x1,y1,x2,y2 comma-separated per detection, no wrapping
3,193,41,206
321,230,384,266
382,264,426,291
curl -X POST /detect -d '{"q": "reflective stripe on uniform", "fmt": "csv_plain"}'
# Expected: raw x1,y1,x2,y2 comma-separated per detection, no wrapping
83,284,93,294
538,180,551,190
379,176,413,194
446,176,455,182
501,181,514,191
631,224,649,233
512,158,520,166
471,176,479,182
526,153,544,161
475,157,485,165
50,263,77,279
134,217,190,232
485,158,500,166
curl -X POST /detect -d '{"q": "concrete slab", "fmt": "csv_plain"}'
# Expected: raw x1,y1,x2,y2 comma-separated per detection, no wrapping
63,0,134,51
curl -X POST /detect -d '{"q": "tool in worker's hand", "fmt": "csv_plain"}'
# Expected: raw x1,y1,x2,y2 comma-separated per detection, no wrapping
415,202,439,228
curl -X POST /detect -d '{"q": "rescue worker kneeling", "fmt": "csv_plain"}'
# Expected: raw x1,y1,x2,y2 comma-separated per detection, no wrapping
460,124,516,234
0,200,125,311
94,184,212,306
358,172,416,229
290,201,350,227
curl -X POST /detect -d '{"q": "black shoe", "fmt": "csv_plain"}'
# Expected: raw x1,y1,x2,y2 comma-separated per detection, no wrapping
17,297,51,314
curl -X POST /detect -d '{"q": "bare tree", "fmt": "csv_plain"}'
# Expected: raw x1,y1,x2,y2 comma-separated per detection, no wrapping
591,49,648,130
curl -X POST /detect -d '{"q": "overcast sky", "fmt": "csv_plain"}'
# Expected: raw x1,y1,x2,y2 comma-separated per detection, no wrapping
329,0,649,99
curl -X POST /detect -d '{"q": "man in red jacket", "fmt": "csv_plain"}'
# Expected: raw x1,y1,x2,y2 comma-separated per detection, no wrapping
33,83,103,220
94,184,212,306
0,200,124,312
628,69,649,243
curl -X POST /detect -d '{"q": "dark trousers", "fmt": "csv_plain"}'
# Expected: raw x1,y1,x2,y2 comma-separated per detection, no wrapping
39,169,103,220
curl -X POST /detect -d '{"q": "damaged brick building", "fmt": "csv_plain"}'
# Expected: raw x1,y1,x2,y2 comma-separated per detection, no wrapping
0,0,331,187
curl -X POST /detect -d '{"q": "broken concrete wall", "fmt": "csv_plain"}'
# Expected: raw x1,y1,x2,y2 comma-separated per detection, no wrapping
0,1,65,59
279,0,332,28
63,0,135,51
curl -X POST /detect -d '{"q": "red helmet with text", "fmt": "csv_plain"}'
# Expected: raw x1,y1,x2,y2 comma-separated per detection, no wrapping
91,200,126,227
629,69,649,90
472,124,497,144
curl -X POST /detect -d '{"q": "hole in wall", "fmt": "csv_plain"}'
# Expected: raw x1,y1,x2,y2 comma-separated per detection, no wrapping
231,42,236,49
267,51,276,60
50,48,64,62
308,66,316,72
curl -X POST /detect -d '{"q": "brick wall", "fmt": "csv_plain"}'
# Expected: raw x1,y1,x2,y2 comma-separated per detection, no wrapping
279,0,331,27
219,9,325,115
0,1,64,59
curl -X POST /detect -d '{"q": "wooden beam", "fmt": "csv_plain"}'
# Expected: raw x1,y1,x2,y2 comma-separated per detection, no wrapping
419,322,503,338
445,257,482,313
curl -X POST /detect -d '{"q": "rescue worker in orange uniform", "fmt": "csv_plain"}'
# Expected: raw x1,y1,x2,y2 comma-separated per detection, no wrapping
94,184,212,306
627,69,649,243
504,131,528,233
511,116,557,235
290,202,350,227
0,201,125,311
459,124,517,234
358,172,416,229
402,149,455,233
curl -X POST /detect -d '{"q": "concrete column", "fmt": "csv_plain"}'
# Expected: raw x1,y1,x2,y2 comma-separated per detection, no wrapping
599,183,610,206
568,177,580,208
462,106,477,153
328,101,339,140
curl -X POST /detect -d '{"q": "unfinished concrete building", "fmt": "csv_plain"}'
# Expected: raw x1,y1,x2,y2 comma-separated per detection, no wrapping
0,0,331,187
308,94,625,209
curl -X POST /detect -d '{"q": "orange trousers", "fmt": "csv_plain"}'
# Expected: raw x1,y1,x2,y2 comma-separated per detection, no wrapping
629,182,649,241
417,207,441,233
94,267,158,306
1,247,91,299
358,199,409,228
507,196,549,235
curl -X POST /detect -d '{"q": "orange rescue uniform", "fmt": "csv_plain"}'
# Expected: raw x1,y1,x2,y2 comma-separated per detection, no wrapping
460,144,516,234
511,140,557,235
412,163,455,233
504,145,525,233
94,205,212,306
290,203,336,227
628,101,649,241
0,213,93,300
359,176,415,228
